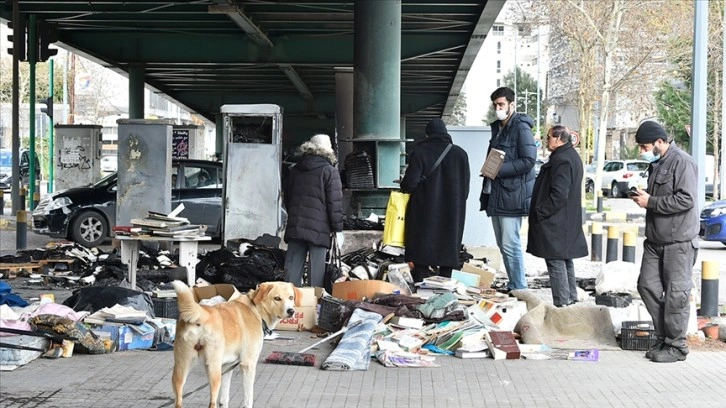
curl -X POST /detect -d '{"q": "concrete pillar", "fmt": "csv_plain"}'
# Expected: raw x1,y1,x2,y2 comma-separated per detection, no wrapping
354,0,401,188
335,67,354,165
116,119,172,226
128,65,145,119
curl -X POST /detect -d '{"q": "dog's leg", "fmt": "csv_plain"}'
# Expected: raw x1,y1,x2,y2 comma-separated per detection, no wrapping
217,367,233,407
171,354,192,408
240,362,255,408
205,361,223,408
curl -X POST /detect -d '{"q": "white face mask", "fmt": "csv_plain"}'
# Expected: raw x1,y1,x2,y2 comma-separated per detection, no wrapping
495,108,510,121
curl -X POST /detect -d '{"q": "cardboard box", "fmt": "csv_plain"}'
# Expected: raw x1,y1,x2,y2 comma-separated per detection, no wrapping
297,287,324,307
461,263,495,289
193,284,240,303
332,280,401,301
276,306,317,331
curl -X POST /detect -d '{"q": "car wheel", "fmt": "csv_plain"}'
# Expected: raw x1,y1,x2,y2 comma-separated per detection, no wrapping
611,182,621,198
585,180,594,194
70,211,108,247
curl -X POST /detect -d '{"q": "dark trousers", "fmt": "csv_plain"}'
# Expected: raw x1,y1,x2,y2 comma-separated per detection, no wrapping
284,239,327,287
637,240,697,350
545,259,578,307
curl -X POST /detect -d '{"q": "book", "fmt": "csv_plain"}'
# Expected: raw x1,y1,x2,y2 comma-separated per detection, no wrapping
421,275,458,290
389,316,425,330
481,148,506,179
567,349,599,361
485,331,521,360
455,349,490,359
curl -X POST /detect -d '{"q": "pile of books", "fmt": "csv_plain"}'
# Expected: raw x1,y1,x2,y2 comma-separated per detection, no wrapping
84,304,148,325
115,204,206,238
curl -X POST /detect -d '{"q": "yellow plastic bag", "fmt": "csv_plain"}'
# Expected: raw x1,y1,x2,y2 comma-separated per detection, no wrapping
382,191,410,247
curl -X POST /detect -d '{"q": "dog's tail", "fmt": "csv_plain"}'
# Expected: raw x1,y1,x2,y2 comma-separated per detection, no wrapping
172,280,207,323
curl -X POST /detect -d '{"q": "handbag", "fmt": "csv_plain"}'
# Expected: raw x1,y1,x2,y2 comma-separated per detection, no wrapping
324,234,345,294
382,143,453,248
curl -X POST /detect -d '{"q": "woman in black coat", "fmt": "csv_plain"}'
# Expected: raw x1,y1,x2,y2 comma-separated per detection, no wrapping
400,119,470,282
527,125,588,307
284,134,344,287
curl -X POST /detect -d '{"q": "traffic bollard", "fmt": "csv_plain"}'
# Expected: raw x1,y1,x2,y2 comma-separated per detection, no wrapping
701,261,719,317
19,187,26,211
32,191,40,210
596,190,603,213
605,225,619,263
590,222,602,262
16,210,27,250
622,231,636,263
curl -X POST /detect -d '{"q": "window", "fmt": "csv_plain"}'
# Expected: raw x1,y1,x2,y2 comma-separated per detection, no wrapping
492,25,504,36
497,41,501,54
496,60,501,74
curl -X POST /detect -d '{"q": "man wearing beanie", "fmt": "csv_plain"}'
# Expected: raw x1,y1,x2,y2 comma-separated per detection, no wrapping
401,118,470,282
283,134,343,288
631,120,699,363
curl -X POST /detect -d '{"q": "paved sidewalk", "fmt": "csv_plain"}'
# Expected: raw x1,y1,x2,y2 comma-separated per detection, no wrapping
1,332,725,408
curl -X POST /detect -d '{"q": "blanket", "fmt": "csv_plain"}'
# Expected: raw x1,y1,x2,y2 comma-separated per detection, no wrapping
322,309,382,371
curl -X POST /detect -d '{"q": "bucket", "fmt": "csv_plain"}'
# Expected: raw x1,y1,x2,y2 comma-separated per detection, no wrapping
702,324,719,340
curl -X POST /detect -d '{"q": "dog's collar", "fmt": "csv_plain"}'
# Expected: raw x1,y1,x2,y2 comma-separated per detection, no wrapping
261,320,273,336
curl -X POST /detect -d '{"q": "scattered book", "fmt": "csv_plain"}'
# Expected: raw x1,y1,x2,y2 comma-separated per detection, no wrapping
567,349,599,361
481,148,506,179
389,316,425,330
455,349,490,359
485,330,521,360
421,275,458,291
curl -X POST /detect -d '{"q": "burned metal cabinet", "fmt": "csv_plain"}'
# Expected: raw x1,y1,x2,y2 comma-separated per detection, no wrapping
221,104,283,244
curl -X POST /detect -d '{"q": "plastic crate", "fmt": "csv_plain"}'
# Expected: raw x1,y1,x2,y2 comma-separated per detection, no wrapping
317,296,352,333
595,292,633,308
621,321,657,350
153,297,179,319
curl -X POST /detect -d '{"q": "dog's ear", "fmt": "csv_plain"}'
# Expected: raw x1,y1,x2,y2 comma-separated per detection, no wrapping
253,283,272,305
293,286,303,307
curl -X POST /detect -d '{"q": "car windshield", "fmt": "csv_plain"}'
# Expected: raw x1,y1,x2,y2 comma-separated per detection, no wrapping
92,172,117,188
627,162,649,171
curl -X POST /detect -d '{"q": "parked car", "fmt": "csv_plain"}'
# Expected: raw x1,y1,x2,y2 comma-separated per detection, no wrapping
585,160,649,198
32,159,223,247
0,148,41,189
699,200,726,245
100,155,118,173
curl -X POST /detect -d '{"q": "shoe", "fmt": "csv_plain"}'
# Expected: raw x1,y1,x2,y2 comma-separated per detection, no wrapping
651,346,687,363
644,340,664,360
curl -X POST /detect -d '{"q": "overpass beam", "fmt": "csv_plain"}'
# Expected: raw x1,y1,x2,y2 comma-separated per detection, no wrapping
128,65,145,119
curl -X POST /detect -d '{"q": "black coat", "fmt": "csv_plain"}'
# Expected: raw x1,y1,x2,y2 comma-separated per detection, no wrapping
526,142,588,260
284,154,344,248
480,113,537,216
400,133,470,268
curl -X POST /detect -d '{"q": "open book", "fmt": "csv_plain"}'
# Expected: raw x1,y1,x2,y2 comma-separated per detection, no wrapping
481,148,506,179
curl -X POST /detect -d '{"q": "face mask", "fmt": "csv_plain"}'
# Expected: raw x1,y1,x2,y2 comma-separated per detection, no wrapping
495,106,510,121
641,146,660,162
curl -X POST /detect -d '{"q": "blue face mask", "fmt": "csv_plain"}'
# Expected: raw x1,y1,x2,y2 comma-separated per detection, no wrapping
641,150,660,162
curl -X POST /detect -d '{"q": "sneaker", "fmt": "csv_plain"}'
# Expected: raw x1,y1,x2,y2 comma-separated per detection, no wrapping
651,346,687,363
644,339,664,360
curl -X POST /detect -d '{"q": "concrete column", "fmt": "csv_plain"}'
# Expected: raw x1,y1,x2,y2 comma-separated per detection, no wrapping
354,0,401,141
335,67,354,164
128,65,145,119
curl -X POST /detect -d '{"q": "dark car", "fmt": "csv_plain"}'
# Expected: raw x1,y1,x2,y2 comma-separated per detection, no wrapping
32,159,223,247
0,149,42,189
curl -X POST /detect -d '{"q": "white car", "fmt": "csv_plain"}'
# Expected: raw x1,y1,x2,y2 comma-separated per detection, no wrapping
586,160,649,198
100,155,117,173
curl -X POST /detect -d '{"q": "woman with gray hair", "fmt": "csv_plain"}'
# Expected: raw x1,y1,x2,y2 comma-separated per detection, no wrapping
526,125,588,306
283,134,344,287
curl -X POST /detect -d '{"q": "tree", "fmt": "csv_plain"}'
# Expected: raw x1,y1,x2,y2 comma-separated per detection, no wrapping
482,67,546,132
445,91,467,126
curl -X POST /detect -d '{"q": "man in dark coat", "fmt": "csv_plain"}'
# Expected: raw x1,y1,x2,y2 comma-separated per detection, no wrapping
400,119,470,282
284,134,344,287
480,87,536,291
527,125,588,307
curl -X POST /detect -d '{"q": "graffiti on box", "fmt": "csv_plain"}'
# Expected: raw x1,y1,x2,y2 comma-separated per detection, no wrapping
58,145,92,170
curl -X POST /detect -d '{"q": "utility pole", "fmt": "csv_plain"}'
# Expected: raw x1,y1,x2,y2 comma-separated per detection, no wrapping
69,54,76,124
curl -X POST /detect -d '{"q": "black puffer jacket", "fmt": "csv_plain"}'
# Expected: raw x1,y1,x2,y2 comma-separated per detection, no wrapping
284,154,344,248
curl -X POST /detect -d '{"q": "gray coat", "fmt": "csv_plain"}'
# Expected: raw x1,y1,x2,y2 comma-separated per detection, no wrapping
643,142,699,245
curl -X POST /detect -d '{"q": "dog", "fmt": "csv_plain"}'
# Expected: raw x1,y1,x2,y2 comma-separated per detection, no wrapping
171,281,301,408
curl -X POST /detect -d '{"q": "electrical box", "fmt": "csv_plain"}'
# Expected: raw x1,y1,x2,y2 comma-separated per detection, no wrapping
53,124,102,191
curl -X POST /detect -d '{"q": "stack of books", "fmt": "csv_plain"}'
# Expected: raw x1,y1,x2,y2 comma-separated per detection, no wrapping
127,204,206,238
84,304,148,325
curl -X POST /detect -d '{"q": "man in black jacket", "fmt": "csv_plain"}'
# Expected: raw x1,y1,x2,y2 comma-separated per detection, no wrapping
284,134,344,288
480,87,536,291
401,119,470,282
527,125,588,306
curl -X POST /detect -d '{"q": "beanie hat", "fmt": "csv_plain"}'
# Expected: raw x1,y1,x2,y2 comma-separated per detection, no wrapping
635,121,668,144
425,118,448,136
310,134,333,151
